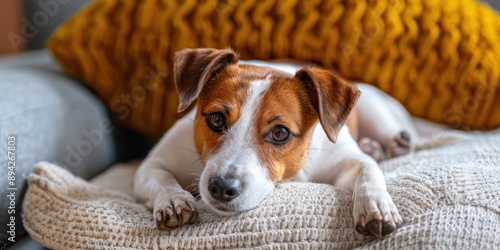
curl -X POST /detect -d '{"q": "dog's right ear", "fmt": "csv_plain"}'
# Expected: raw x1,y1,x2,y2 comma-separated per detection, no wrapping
174,48,239,112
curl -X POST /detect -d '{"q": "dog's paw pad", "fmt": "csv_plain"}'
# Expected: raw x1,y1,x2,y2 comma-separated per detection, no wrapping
356,215,402,238
389,131,411,158
359,138,385,162
354,190,403,237
355,224,371,236
154,193,198,230
365,219,396,237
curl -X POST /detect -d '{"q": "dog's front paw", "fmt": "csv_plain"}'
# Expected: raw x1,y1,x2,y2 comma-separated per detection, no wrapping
353,187,403,238
154,191,198,230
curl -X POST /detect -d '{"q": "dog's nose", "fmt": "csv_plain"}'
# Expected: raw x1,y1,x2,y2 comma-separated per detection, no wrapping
208,176,242,202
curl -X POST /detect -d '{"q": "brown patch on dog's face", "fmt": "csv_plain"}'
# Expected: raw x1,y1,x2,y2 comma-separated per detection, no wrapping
254,77,319,181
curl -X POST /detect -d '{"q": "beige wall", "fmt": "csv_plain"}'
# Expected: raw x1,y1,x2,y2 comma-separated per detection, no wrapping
0,1,24,54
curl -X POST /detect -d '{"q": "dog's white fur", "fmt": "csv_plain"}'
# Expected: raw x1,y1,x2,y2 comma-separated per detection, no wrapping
134,58,415,236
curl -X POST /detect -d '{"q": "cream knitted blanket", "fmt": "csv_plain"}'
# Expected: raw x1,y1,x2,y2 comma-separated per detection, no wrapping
23,131,500,249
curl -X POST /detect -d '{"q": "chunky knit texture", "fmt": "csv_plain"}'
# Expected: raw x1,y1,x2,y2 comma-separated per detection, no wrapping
23,131,500,249
47,0,500,139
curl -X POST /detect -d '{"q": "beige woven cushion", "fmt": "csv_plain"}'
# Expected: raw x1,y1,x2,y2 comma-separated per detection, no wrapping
23,131,500,249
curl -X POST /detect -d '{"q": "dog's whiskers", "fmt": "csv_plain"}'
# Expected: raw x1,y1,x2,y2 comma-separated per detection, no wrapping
172,146,200,154
190,159,202,167
185,171,202,179
186,175,201,198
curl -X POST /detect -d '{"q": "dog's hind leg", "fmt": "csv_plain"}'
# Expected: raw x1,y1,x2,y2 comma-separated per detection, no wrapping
355,84,419,161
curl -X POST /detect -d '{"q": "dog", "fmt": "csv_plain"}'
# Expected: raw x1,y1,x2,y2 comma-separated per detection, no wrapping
133,48,418,237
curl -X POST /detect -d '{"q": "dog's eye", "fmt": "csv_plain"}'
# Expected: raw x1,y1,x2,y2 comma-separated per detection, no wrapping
266,125,292,145
207,112,226,133
272,126,290,141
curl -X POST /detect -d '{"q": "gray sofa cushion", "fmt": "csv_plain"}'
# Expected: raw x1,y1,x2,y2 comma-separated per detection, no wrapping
0,51,116,244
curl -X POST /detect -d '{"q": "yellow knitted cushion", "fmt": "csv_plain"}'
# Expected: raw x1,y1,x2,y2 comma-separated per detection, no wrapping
48,0,500,138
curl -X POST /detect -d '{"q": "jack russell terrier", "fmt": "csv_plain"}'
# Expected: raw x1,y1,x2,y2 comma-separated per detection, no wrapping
134,48,418,237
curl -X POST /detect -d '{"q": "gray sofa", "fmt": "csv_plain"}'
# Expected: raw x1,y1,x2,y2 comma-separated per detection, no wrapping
0,50,151,249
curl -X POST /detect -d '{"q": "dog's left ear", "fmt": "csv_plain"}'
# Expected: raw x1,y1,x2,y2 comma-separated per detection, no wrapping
174,48,239,112
295,67,360,143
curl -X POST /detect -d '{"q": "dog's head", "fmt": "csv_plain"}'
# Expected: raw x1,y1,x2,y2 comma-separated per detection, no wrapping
174,48,359,215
